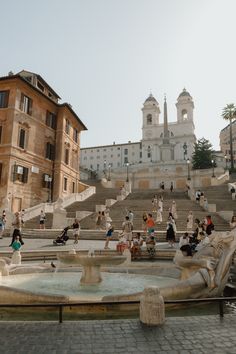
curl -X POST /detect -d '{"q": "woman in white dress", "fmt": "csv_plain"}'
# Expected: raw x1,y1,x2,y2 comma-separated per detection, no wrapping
156,206,162,224
186,211,193,231
170,201,178,220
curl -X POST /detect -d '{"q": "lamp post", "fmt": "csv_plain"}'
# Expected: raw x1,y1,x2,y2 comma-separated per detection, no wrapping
224,155,228,171
126,162,129,182
187,158,191,180
103,160,107,178
108,163,111,181
47,176,52,202
211,159,215,177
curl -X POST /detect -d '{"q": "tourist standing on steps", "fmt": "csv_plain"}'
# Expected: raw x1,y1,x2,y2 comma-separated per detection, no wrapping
231,186,236,200
122,216,133,248
158,196,163,213
95,211,102,230
10,211,24,246
142,212,148,235
156,206,162,224
170,182,174,193
199,192,205,207
101,211,107,230
166,215,176,247
128,210,134,226
39,210,46,229
160,181,165,191
230,215,236,230
72,218,80,244
104,223,114,249
170,201,178,220
146,213,155,235
186,211,193,231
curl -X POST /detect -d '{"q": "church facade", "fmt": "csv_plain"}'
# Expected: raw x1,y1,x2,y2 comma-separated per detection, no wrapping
80,89,196,176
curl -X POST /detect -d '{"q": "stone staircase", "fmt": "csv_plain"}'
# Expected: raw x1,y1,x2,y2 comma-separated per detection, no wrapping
80,188,229,232
24,181,120,229
200,183,236,213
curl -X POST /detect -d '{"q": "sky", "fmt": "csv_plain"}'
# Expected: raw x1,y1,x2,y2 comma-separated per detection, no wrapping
1,0,236,150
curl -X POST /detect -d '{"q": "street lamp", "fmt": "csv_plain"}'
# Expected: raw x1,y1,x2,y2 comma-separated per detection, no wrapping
187,158,191,180
47,176,52,202
108,163,111,181
211,159,215,177
103,160,107,178
126,162,129,182
224,155,228,171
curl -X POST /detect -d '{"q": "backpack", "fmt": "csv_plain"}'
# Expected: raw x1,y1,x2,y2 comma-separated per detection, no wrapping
124,221,133,232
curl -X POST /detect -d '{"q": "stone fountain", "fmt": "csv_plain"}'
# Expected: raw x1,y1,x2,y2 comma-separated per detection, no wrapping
57,249,127,284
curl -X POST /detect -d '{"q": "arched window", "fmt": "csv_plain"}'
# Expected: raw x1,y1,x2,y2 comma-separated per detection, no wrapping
147,114,152,125
182,109,188,120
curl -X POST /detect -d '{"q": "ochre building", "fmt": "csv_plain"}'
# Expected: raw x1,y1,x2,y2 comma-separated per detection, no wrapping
0,70,87,212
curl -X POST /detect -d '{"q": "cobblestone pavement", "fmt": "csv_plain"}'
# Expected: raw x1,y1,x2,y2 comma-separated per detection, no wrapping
0,315,236,354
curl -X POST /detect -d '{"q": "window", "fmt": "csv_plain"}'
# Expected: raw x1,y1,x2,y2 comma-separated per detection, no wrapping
46,142,55,160
19,128,26,149
0,90,9,108
0,126,2,144
72,182,75,193
124,157,128,163
63,177,67,191
97,164,99,170
124,149,128,155
147,114,152,125
46,111,57,129
73,128,78,143
13,165,28,183
65,119,70,134
64,148,69,165
20,93,32,115
37,81,45,92
182,109,188,120
140,152,142,158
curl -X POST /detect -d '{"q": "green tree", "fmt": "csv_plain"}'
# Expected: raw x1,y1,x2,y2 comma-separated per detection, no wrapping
222,103,236,171
192,138,214,170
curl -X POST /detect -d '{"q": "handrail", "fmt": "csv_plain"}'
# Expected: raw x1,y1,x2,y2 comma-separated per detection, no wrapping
0,296,235,323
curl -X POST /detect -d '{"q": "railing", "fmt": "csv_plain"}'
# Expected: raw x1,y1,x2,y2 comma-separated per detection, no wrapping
0,296,235,323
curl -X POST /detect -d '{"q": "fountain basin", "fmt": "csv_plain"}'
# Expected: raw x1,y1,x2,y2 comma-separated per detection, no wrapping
57,254,127,284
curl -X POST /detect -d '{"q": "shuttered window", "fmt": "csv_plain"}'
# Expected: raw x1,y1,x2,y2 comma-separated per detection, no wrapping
46,111,57,129
46,142,55,160
19,128,26,149
20,93,32,115
13,164,28,183
0,90,9,108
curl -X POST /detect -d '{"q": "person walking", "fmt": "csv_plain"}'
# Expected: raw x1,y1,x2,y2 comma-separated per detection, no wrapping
72,218,80,244
95,211,102,230
39,210,46,229
122,216,133,248
10,212,24,246
104,223,114,249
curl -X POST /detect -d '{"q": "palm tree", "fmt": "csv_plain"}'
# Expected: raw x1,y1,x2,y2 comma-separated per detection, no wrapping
222,103,236,171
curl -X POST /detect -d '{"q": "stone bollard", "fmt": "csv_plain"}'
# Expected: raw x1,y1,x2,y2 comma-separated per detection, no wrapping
140,286,165,326
0,259,9,276
11,251,21,265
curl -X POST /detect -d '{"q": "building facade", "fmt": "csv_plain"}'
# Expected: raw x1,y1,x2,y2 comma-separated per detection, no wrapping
0,70,87,212
80,89,196,176
219,120,236,167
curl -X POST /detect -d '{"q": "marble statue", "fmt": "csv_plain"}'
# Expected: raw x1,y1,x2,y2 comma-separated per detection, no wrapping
162,230,236,299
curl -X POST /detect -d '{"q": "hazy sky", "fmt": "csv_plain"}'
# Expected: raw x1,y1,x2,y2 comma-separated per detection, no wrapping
1,0,236,149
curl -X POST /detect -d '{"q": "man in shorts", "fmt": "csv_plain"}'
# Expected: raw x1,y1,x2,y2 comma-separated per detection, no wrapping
122,216,133,248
